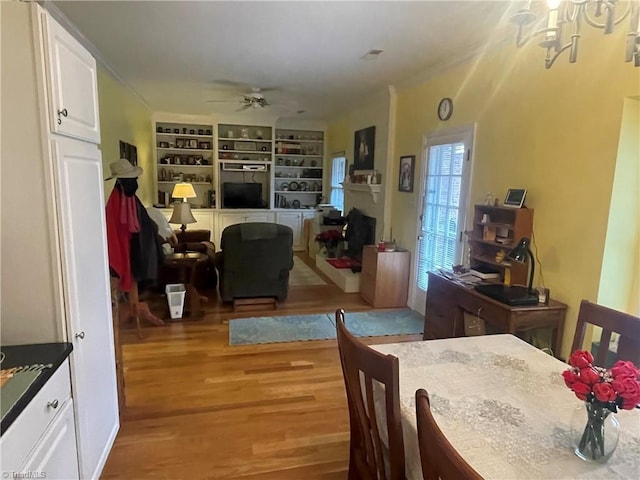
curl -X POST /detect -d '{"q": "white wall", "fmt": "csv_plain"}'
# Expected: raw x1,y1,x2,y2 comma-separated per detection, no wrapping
1,2,63,343
339,88,392,243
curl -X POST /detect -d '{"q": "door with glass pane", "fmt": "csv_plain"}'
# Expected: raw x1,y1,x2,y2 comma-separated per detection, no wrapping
409,127,474,313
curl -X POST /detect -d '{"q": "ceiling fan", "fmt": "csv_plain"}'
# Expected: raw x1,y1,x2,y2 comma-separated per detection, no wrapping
207,87,272,111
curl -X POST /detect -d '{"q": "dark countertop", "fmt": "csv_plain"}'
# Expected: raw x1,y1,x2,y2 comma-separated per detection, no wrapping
1,342,73,435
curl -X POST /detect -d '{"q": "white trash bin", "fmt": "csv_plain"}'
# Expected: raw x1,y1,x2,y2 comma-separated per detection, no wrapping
165,283,186,320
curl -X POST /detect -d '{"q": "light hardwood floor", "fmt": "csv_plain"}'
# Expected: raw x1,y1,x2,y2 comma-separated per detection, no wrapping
102,254,421,479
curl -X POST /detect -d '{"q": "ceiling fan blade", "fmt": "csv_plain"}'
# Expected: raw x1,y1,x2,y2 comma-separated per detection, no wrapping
206,99,239,103
235,104,252,112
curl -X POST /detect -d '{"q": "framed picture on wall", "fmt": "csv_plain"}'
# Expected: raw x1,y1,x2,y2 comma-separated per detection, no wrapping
353,125,375,170
119,140,138,165
398,155,415,192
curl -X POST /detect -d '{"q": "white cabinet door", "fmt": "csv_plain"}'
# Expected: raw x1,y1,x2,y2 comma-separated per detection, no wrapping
51,136,118,479
42,11,100,143
276,212,303,250
191,210,214,239
19,400,79,480
245,212,275,223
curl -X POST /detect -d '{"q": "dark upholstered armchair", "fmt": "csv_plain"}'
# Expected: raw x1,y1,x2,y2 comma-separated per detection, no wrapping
215,223,293,303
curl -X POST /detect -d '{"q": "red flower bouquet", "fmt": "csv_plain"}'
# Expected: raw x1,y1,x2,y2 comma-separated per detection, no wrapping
563,350,640,462
315,229,343,250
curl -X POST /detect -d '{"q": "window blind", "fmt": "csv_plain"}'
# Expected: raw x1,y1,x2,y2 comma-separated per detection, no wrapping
416,142,465,290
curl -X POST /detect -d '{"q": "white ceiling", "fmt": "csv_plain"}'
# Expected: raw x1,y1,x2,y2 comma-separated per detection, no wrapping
52,0,527,121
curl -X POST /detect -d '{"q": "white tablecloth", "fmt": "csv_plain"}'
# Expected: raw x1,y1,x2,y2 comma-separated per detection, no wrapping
372,334,640,480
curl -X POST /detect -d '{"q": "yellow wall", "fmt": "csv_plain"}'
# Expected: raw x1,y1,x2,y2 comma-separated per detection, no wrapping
97,67,154,205
391,27,638,358
598,97,640,314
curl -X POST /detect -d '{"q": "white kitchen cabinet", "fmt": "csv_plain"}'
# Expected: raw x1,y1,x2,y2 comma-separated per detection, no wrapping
51,136,119,479
0,359,78,479
19,400,79,480
0,4,118,479
41,10,100,143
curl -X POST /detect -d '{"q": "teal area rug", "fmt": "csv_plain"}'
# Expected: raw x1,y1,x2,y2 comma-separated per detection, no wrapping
229,309,423,345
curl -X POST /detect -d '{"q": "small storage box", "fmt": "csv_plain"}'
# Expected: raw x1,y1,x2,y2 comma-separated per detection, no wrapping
165,283,186,319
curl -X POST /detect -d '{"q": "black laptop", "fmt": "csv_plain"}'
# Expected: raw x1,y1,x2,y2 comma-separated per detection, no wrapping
474,284,539,306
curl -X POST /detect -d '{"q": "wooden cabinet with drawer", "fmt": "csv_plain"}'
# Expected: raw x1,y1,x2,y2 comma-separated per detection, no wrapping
360,246,411,308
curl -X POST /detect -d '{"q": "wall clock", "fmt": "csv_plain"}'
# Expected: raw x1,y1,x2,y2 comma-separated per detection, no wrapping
437,97,453,121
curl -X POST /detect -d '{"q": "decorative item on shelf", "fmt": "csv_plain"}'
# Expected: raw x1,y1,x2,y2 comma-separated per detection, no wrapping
510,0,640,69
164,128,171,133
205,129,212,135
189,129,195,135
198,129,204,135
156,126,163,133
481,213,491,224
289,181,299,191
292,200,301,209
158,141,169,148
495,249,506,263
240,128,249,139
280,182,289,191
285,158,292,166
256,129,263,139
199,141,211,149
182,128,187,134
299,181,308,191
315,229,343,258
173,128,179,134
562,351,640,463
169,182,197,234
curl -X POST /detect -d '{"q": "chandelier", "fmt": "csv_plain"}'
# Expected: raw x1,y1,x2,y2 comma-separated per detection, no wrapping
511,0,640,68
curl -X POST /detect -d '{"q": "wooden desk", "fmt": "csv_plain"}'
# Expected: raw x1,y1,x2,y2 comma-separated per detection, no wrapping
424,271,567,357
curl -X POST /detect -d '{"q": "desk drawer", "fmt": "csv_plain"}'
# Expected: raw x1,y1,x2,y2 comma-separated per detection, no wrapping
0,360,72,472
458,295,510,330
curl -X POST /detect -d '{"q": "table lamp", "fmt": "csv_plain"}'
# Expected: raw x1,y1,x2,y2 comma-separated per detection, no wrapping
169,183,197,233
474,237,539,306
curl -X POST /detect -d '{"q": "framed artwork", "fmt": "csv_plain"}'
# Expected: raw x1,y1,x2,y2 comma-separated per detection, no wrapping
398,155,415,192
353,125,375,170
119,140,138,165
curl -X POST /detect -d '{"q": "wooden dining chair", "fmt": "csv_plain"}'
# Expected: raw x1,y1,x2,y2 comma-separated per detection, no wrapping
571,300,640,367
335,309,405,480
415,389,482,480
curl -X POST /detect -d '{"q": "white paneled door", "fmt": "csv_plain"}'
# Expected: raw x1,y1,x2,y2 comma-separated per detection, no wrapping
409,127,474,314
51,136,119,479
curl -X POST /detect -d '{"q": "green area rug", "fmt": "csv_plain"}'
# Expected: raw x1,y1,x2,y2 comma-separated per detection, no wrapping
229,309,423,345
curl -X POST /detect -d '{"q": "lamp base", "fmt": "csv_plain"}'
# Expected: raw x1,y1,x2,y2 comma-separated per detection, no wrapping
475,284,539,306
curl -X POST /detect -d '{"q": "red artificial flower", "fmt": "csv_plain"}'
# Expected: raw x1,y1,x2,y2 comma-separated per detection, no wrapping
563,350,640,412
571,381,591,401
568,350,594,369
621,394,640,410
611,360,639,379
612,375,640,400
562,370,579,388
578,367,601,385
593,382,617,402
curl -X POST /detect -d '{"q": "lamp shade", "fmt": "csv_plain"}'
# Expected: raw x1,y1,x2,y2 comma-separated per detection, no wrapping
171,182,197,199
168,202,196,225
506,237,532,263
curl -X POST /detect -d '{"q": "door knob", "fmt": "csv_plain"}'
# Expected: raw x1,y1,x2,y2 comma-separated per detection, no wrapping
75,331,85,340
57,108,68,125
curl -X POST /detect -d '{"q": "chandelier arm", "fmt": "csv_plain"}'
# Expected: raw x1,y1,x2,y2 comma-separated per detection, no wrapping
544,40,575,69
582,1,631,29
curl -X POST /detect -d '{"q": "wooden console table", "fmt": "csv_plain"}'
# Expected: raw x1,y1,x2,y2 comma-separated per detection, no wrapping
424,272,567,357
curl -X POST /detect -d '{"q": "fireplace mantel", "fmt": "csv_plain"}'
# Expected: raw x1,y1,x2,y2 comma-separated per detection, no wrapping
341,182,382,203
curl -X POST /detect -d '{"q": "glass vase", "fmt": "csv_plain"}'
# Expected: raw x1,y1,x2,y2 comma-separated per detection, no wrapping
570,402,620,463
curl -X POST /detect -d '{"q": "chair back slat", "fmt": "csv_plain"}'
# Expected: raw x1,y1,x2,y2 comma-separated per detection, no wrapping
336,309,405,480
571,300,640,367
415,389,483,480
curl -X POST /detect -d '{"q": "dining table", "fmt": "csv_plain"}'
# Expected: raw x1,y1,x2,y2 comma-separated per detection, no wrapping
372,334,640,480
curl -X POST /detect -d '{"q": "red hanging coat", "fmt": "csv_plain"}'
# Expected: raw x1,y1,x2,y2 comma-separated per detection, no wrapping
105,188,140,290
